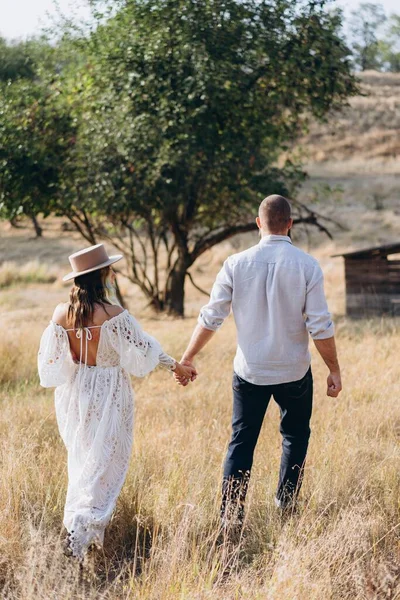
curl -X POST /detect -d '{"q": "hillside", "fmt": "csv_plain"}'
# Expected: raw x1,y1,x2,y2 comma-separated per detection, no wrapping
286,71,400,255
301,71,400,172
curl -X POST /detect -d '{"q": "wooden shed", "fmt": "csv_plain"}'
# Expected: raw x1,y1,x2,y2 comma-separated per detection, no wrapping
333,243,400,317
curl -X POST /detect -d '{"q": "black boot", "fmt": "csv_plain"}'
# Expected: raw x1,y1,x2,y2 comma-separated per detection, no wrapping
219,472,250,542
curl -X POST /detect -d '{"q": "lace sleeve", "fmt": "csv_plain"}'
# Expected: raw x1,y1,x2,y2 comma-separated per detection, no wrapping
158,351,176,370
106,311,175,377
38,322,74,388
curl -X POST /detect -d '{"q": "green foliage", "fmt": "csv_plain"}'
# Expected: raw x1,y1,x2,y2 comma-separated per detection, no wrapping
0,37,36,81
0,37,76,229
0,37,54,82
0,79,76,224
349,2,387,71
378,15,400,72
0,0,357,313
348,7,400,73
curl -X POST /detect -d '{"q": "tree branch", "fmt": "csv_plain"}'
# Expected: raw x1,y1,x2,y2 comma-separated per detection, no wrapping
291,197,348,231
66,210,97,244
190,208,342,261
191,222,259,261
186,271,210,297
293,214,333,240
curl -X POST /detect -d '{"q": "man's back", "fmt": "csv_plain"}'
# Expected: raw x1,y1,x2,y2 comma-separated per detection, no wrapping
180,194,341,523
199,234,334,385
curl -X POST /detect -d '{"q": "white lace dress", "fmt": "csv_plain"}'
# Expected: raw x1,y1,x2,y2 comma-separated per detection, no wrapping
38,309,175,558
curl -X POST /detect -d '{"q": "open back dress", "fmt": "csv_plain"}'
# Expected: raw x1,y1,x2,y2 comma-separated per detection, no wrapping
38,309,175,558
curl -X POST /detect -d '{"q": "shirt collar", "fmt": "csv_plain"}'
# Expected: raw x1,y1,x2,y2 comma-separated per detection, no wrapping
259,234,292,245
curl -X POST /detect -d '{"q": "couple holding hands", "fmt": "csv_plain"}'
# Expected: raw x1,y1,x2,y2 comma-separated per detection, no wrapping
38,195,342,559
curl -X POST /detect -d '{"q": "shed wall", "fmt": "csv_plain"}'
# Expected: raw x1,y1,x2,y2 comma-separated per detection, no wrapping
344,258,400,317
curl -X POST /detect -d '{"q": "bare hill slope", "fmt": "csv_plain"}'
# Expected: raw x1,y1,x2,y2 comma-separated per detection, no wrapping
301,71,400,174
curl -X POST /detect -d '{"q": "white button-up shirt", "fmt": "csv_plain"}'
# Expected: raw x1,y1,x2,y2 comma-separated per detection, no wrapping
198,235,334,385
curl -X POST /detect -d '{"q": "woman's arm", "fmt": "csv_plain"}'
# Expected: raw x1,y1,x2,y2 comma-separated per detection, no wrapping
158,350,197,382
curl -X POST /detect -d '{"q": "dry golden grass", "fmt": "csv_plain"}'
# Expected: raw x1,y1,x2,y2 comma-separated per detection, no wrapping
0,261,57,289
294,71,400,240
1,313,400,599
300,71,400,169
0,218,400,599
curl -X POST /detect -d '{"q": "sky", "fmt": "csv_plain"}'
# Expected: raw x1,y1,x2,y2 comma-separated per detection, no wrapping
0,0,91,40
0,0,399,40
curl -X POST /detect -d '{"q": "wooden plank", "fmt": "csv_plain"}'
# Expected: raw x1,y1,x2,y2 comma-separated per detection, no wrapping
345,278,393,287
346,288,390,294
346,279,400,287
346,292,398,303
345,263,388,268
346,293,400,317
345,264,389,270
344,255,387,261
345,271,390,279
345,271,389,277
345,262,388,269
345,273,390,280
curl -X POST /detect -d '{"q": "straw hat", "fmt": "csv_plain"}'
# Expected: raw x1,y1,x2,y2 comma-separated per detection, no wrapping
63,244,123,282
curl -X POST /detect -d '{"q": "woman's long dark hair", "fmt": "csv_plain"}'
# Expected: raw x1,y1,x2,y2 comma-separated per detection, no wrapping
67,267,111,330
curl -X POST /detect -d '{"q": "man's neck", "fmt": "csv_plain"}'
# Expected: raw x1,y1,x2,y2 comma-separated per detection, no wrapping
261,230,290,237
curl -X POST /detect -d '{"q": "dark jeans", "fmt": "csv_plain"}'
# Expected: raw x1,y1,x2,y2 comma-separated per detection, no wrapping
221,367,313,520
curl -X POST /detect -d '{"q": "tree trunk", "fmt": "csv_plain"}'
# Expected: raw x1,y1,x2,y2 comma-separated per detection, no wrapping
9,216,20,229
30,213,43,237
164,257,188,316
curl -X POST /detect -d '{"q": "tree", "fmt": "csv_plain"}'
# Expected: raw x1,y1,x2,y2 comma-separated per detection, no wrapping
0,37,71,235
349,2,387,71
0,79,76,236
48,0,356,315
0,37,36,82
378,15,400,72
0,36,56,82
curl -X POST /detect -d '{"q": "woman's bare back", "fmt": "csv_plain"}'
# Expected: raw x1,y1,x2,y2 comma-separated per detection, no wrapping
52,302,125,366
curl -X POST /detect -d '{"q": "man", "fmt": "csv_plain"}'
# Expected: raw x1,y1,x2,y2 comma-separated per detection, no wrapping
176,195,342,525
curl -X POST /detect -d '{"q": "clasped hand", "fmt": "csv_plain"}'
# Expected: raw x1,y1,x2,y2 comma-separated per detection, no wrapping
173,359,197,387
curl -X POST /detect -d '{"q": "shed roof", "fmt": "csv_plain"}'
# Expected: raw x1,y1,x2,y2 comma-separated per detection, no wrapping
332,242,400,259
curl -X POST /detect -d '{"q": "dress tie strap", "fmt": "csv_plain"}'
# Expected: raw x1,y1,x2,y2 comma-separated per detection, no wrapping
64,324,101,369
76,327,93,367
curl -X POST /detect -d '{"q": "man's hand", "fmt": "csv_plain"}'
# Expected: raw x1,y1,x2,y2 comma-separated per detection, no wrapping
327,371,342,397
174,358,197,387
173,325,215,387
313,337,342,398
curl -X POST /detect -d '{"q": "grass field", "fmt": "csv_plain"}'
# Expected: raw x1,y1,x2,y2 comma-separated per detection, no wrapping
1,70,400,597
0,205,400,599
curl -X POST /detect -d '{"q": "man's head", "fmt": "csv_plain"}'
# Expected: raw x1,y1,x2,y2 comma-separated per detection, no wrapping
256,194,293,235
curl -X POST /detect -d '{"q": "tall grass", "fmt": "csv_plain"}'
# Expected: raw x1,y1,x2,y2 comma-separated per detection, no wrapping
0,315,399,599
0,261,57,289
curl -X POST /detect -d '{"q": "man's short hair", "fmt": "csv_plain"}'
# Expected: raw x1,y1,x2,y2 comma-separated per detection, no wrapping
259,195,292,233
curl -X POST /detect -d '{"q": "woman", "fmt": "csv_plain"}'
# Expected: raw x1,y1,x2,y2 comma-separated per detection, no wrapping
38,244,196,559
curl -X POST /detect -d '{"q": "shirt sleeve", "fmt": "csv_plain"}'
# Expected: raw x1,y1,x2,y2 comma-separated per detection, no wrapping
304,263,335,340
38,322,74,388
106,311,175,377
198,258,233,331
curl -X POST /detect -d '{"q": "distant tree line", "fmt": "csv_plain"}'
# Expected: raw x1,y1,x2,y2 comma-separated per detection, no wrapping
0,0,357,315
349,3,400,72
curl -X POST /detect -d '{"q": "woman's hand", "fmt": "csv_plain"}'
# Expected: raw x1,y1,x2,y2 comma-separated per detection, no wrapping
173,361,197,385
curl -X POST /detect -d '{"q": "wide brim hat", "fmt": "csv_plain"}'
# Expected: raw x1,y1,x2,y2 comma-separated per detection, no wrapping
63,243,123,282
